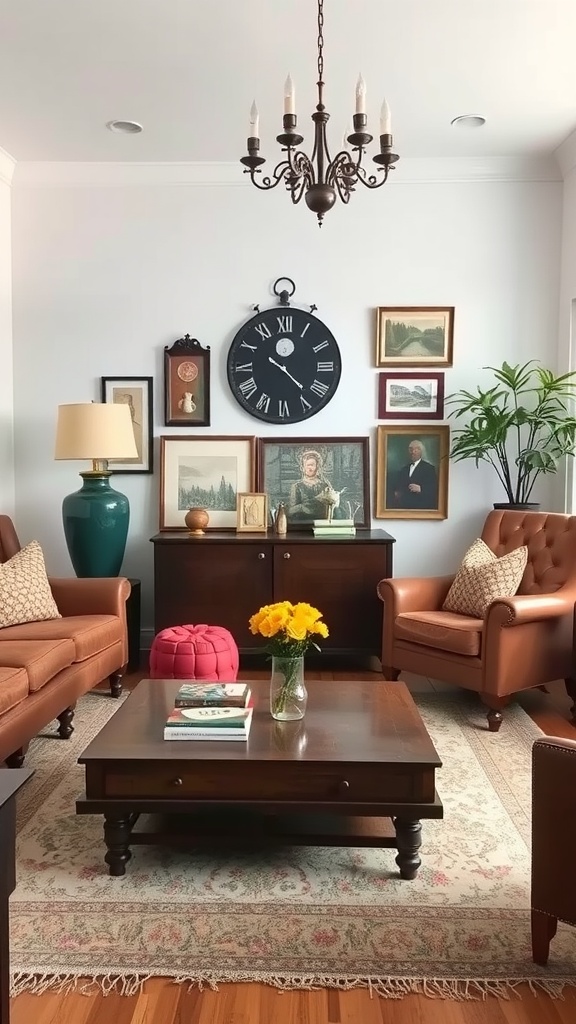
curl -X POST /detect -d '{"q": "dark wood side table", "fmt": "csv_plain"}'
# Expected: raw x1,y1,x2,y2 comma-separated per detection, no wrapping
126,578,141,672
0,769,33,1024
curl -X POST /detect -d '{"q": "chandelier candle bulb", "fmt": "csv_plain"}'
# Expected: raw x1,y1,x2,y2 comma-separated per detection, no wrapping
284,74,295,115
380,98,391,136
355,73,366,114
249,100,259,139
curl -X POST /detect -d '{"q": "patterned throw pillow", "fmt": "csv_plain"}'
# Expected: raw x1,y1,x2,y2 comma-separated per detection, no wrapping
443,537,528,618
0,540,61,628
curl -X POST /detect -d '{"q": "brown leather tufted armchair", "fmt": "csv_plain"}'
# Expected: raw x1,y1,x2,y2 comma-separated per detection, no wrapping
377,510,576,731
531,736,576,964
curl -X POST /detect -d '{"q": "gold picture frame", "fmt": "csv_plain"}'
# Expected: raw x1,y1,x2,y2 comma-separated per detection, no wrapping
376,307,454,368
375,424,450,520
236,492,268,533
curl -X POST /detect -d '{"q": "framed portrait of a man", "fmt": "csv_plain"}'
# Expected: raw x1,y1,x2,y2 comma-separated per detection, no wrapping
375,425,449,520
257,437,370,529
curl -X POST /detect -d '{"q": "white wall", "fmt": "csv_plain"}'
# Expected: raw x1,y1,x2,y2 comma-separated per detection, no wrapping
10,160,563,631
557,134,576,511
0,152,15,515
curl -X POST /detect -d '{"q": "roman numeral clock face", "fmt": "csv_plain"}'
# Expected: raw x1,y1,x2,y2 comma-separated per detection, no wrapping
226,307,342,424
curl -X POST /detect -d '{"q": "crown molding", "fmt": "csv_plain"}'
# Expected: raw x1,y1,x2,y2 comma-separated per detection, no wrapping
11,155,561,188
0,146,16,186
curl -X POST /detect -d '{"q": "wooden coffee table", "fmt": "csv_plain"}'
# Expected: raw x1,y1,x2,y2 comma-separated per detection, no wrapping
76,679,443,878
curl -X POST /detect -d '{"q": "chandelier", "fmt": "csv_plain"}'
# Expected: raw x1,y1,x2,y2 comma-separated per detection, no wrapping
240,0,399,226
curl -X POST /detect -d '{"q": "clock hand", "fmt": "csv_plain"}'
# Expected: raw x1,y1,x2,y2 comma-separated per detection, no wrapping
268,356,303,389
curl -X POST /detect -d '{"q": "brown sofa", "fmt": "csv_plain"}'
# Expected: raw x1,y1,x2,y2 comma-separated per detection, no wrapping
0,514,130,767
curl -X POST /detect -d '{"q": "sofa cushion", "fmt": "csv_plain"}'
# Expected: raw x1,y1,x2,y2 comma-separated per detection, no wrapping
442,537,528,618
0,540,61,628
396,610,484,657
0,639,75,692
0,665,29,714
0,615,123,662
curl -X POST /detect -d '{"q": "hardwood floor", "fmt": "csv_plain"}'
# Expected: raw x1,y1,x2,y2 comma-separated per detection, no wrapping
10,664,576,1024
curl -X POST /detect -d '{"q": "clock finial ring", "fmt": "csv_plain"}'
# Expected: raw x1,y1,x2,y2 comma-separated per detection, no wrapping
272,277,296,305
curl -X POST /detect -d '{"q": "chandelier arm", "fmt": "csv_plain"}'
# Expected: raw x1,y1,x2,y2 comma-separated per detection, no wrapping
245,161,294,192
354,164,394,189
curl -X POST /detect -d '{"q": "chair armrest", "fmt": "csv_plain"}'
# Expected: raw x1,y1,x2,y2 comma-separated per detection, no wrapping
377,575,455,614
49,576,131,618
532,737,576,918
486,592,575,629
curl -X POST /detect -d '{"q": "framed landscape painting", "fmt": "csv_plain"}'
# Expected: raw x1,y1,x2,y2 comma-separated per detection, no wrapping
378,372,445,420
376,307,454,367
100,376,153,473
375,424,449,520
257,437,370,529
159,435,256,530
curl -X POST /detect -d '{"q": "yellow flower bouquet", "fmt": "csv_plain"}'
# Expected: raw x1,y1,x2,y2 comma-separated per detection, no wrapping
248,601,329,719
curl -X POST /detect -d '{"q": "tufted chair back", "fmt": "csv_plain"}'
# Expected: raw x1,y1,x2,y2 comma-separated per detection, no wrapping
481,510,576,596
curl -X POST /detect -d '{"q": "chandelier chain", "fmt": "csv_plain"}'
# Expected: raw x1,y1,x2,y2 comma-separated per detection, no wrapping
317,0,324,83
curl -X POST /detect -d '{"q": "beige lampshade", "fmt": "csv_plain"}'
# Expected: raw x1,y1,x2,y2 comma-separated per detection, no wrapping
54,403,138,461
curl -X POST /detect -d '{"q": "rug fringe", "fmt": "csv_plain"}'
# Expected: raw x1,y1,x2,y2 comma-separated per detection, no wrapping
11,971,571,1000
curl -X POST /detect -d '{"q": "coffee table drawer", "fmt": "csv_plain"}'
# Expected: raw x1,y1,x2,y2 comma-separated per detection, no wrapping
102,763,434,802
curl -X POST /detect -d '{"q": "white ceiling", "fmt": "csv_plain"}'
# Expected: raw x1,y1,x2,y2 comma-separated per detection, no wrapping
1,0,575,164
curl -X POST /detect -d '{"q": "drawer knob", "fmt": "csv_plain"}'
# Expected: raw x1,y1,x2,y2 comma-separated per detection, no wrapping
172,777,183,787
339,779,350,794
258,552,266,560
283,552,291,560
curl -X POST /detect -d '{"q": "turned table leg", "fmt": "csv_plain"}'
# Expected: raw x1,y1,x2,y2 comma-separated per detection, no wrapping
104,812,136,876
393,817,422,879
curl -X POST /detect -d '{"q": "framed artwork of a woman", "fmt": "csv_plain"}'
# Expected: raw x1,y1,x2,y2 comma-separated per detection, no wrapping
257,437,370,529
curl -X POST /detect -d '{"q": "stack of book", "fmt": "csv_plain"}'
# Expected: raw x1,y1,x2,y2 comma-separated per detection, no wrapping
164,682,253,741
312,518,356,538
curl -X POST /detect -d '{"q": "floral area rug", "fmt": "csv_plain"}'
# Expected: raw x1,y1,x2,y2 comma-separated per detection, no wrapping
9,689,576,999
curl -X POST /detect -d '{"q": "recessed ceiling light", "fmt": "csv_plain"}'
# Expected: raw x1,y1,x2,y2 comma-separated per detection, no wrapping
451,114,486,129
106,120,143,134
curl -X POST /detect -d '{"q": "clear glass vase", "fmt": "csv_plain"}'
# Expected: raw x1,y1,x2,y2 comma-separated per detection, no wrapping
270,655,307,721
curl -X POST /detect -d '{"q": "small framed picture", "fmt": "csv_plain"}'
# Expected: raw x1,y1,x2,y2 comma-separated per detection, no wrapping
378,372,445,420
100,376,153,473
164,335,210,426
257,437,370,529
236,492,268,533
375,425,449,520
159,435,256,530
376,307,454,368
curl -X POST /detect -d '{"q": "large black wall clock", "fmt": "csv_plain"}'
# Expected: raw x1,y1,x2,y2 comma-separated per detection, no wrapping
226,278,342,424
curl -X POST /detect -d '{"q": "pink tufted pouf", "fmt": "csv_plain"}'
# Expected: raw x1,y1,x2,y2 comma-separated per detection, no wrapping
149,624,239,681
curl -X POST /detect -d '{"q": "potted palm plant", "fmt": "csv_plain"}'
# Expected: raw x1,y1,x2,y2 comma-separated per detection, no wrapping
446,360,576,509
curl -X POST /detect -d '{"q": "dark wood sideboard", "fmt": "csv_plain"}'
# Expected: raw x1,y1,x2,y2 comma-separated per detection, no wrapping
0,769,33,1024
151,530,394,659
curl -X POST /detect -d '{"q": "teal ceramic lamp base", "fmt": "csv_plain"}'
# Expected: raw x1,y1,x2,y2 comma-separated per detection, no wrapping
62,472,130,577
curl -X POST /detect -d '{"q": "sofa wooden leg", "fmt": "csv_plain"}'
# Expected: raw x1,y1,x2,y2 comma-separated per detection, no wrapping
5,747,26,768
480,694,508,732
564,677,576,721
109,671,123,699
57,706,75,739
382,666,401,681
531,909,557,965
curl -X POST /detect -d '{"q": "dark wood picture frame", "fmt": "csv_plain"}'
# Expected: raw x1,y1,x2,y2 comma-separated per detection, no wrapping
376,307,454,368
164,335,211,427
375,424,449,520
100,376,153,473
378,372,445,420
159,435,256,530
257,437,370,529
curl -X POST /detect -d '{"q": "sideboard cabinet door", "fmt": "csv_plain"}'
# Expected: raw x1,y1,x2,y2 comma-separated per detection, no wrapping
153,537,272,643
